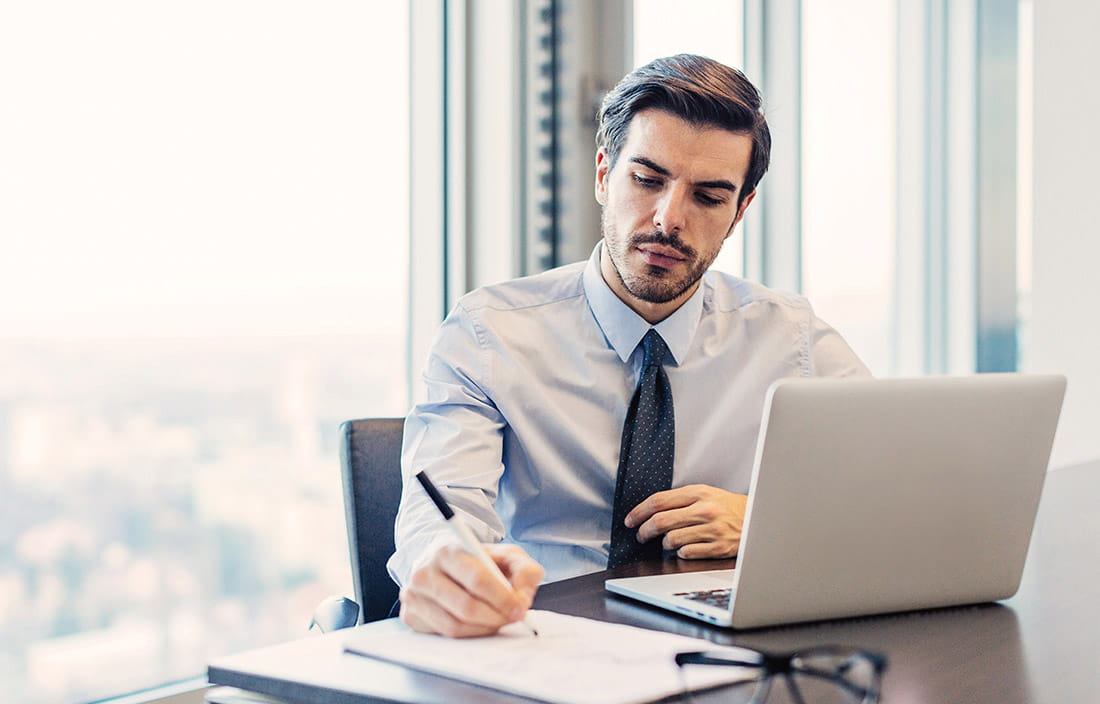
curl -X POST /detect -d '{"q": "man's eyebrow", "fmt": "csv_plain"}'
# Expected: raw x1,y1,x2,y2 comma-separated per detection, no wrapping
629,156,670,176
628,156,739,193
695,179,739,194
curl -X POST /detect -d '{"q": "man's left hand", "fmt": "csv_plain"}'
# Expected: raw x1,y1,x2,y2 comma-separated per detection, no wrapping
625,485,748,559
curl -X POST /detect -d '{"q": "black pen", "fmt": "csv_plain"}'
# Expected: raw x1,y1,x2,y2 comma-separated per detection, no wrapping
415,470,539,636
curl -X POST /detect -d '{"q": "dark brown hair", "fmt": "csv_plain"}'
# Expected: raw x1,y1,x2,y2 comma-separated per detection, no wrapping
596,54,771,207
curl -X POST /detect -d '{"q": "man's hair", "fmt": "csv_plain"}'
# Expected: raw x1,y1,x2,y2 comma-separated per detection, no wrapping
596,54,771,206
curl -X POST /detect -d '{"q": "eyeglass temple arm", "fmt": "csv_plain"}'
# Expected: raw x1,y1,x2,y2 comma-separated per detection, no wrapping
673,651,770,668
676,652,884,701
675,652,764,669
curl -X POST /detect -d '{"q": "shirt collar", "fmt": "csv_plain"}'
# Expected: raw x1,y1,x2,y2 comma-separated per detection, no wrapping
582,241,704,366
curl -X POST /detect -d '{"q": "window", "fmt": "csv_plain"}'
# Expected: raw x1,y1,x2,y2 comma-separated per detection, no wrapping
0,3,409,703
801,0,897,375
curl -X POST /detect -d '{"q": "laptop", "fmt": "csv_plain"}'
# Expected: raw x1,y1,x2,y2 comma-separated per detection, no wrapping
605,373,1066,629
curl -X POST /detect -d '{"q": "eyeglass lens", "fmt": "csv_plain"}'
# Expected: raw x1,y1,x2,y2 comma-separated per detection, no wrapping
765,652,880,704
680,649,881,704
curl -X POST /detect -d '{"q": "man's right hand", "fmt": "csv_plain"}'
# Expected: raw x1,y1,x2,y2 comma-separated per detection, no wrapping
399,543,544,638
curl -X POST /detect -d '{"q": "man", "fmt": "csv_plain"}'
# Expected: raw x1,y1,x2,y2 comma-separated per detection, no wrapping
388,54,868,637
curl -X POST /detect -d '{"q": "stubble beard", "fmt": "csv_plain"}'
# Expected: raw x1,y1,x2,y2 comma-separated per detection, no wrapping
602,212,719,305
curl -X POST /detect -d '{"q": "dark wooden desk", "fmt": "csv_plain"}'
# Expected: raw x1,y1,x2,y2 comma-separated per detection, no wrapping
209,461,1100,703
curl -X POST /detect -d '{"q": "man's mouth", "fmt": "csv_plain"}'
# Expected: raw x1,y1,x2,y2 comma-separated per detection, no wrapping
636,243,688,269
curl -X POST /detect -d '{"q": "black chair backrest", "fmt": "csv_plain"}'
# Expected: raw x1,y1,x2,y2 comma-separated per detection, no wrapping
339,418,405,624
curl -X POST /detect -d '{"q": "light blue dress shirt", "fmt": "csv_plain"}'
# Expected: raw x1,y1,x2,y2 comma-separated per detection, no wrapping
388,243,869,585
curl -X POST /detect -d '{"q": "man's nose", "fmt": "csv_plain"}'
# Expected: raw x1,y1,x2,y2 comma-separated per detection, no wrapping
653,187,688,234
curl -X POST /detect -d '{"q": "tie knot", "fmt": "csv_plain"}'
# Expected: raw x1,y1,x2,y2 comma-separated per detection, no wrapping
641,329,669,368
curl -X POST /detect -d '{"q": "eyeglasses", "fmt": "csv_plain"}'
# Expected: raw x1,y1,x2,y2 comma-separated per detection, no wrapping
675,645,887,704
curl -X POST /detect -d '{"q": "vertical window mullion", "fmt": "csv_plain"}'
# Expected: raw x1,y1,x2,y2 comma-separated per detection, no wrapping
946,0,978,374
407,0,448,404
894,0,931,376
743,0,802,294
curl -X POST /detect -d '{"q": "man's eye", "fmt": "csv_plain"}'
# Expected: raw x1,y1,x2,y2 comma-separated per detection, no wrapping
696,192,724,206
632,174,661,188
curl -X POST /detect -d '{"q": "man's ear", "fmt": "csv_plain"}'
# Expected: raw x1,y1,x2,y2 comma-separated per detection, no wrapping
725,189,757,238
594,148,610,206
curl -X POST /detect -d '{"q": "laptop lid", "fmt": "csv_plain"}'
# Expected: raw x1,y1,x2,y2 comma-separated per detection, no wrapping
606,373,1066,630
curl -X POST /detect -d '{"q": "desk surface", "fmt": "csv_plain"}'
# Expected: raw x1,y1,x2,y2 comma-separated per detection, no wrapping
209,461,1100,704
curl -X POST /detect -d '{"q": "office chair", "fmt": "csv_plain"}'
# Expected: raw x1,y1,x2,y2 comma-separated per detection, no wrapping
308,417,406,632
340,417,405,624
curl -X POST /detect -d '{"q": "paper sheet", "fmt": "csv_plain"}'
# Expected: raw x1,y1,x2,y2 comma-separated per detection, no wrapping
343,610,751,704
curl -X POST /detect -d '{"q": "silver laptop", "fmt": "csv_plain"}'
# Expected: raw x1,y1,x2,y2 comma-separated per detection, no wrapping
605,374,1066,629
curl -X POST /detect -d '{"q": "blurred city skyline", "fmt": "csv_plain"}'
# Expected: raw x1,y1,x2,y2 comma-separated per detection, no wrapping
0,332,406,703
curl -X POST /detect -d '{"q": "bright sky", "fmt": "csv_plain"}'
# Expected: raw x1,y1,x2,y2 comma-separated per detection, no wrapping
0,2,408,339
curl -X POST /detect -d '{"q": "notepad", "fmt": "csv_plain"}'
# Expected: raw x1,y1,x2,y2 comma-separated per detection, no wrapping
343,610,751,704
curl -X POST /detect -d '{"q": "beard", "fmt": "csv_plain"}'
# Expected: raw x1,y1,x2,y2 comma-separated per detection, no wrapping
602,213,721,304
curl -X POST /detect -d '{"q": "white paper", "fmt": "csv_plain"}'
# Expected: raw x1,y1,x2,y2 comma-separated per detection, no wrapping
343,610,752,704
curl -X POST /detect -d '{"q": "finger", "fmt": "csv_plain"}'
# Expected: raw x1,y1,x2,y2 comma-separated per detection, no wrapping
624,485,705,528
435,544,525,617
399,587,503,638
674,539,740,560
489,545,545,605
663,524,742,559
634,505,704,543
407,558,514,629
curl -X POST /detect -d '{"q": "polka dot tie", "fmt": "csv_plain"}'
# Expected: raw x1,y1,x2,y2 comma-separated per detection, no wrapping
608,329,675,568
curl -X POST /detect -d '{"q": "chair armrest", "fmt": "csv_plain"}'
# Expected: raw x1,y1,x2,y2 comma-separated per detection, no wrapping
309,595,360,633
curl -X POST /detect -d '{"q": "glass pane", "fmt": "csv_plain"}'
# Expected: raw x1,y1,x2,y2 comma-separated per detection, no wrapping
0,2,409,703
801,0,896,375
632,0,745,275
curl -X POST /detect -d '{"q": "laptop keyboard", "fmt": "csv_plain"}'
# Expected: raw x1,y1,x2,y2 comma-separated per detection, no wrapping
675,588,732,610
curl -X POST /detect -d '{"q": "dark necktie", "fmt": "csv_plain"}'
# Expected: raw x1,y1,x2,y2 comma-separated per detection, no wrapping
608,329,675,568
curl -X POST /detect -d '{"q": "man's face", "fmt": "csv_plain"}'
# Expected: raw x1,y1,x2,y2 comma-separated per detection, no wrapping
595,109,755,322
